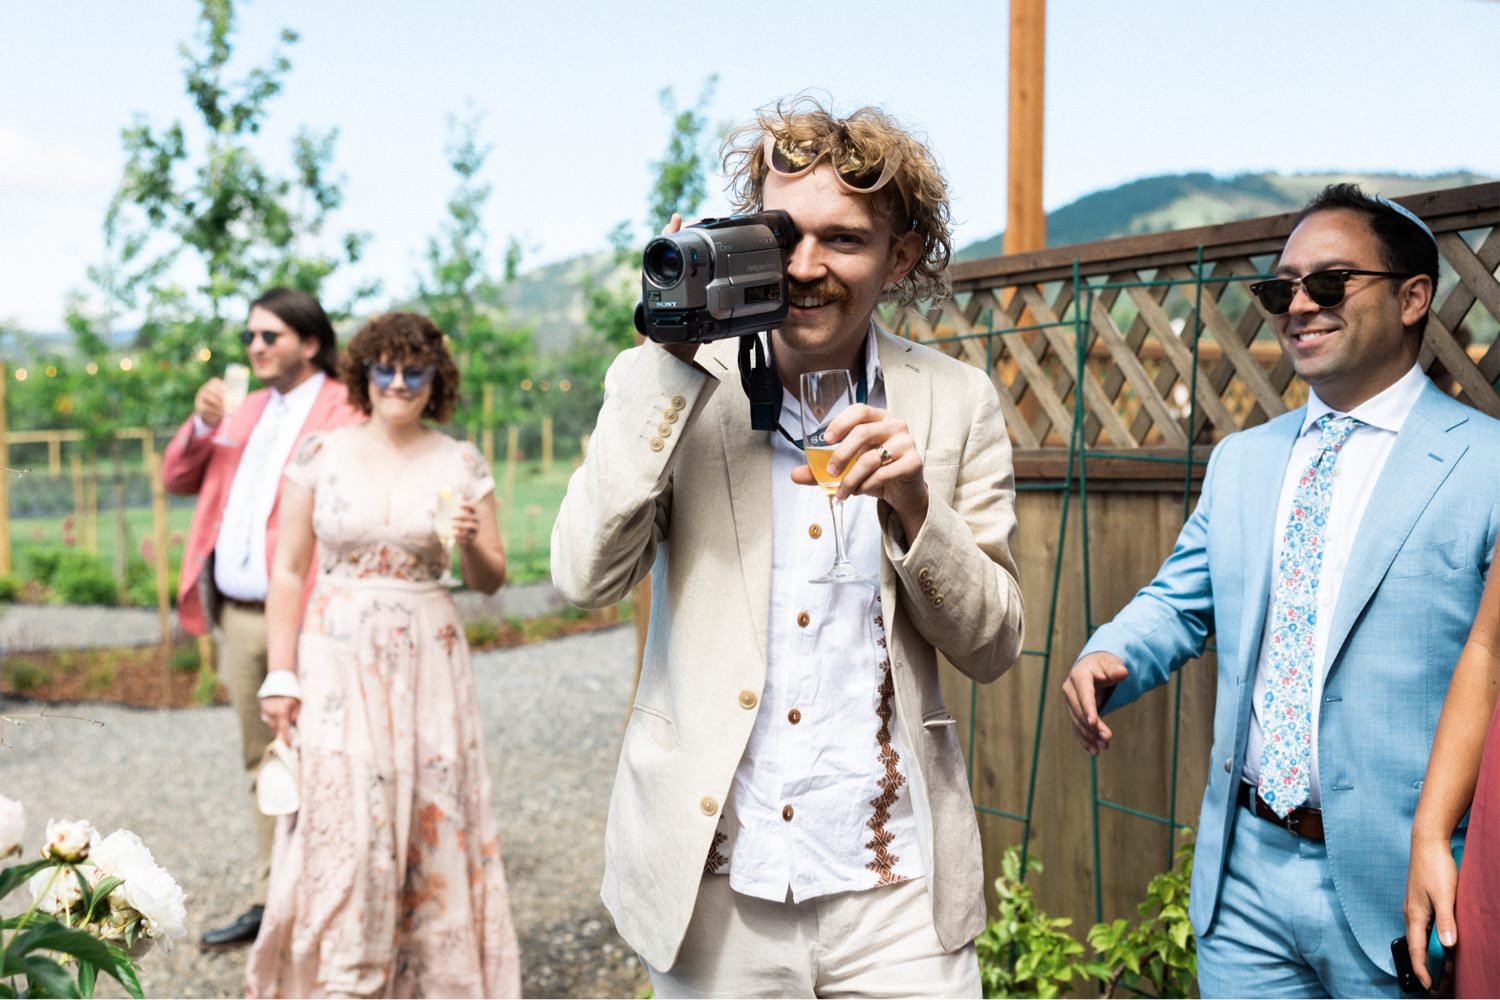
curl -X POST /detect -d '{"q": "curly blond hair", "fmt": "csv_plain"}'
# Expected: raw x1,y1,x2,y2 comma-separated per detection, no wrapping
721,95,953,306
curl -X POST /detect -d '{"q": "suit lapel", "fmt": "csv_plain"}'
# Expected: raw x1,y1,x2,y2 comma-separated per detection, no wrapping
713,348,774,666
874,329,932,612
1235,413,1302,684
1324,385,1468,673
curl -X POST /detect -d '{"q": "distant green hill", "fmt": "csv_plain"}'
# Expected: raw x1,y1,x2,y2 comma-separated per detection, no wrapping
957,170,1492,260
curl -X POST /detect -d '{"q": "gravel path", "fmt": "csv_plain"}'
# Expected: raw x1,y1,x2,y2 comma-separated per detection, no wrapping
0,625,648,998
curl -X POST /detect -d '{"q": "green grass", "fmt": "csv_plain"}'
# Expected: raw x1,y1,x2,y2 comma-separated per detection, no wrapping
6,456,576,590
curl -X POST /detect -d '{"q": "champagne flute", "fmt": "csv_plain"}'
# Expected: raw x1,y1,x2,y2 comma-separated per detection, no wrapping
214,363,250,445
433,487,460,583
800,369,876,585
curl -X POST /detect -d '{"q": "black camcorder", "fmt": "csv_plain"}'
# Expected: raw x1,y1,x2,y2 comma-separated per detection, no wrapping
633,210,798,343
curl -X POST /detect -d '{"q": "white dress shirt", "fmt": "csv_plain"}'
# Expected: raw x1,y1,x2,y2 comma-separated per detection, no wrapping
212,372,326,601
1242,364,1427,807
711,325,926,903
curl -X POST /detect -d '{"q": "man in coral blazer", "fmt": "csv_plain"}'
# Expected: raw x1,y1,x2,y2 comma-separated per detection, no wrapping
163,287,360,949
553,98,1024,996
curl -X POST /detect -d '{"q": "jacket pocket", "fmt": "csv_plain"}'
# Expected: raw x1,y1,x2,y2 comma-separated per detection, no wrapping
628,702,676,752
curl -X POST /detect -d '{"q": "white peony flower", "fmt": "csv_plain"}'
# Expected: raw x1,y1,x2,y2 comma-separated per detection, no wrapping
43,818,96,863
88,830,187,949
0,794,23,858
28,865,84,915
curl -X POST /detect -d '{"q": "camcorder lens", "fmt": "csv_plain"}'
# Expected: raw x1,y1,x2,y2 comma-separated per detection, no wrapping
644,240,685,287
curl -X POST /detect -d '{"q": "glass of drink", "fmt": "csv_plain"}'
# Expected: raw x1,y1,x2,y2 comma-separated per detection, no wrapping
433,487,460,582
215,363,251,444
800,369,875,585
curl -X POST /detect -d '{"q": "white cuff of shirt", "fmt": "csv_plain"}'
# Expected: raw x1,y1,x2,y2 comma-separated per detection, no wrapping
257,670,301,701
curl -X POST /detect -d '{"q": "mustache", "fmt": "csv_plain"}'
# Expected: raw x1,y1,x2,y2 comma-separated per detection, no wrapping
788,278,851,304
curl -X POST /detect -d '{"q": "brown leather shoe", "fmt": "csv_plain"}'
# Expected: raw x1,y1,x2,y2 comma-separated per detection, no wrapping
199,905,264,950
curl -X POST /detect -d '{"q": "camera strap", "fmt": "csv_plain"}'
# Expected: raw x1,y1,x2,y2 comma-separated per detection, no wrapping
738,333,868,448
740,334,781,433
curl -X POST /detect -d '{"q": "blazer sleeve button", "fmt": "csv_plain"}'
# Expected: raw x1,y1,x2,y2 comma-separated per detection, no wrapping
649,436,664,451
671,395,687,410
700,796,719,816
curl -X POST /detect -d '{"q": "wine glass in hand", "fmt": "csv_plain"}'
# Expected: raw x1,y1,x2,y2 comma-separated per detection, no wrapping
214,363,250,445
800,369,875,585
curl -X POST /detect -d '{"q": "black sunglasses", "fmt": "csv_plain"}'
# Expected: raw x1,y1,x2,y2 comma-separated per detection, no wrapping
366,362,434,392
1249,268,1412,315
241,328,285,346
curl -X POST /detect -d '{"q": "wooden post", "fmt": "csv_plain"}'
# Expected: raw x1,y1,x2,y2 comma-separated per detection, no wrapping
83,461,99,555
481,384,496,466
0,363,9,577
71,453,85,526
144,440,172,647
46,432,61,476
541,415,554,475
1006,0,1047,256
502,426,520,538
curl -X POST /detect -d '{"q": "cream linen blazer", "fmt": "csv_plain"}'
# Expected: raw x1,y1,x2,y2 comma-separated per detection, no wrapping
551,328,1025,971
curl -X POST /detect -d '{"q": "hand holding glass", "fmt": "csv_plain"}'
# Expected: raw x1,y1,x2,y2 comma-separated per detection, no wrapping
800,369,875,585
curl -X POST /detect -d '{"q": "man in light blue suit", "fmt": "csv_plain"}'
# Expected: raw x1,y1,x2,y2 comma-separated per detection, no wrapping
1062,184,1500,997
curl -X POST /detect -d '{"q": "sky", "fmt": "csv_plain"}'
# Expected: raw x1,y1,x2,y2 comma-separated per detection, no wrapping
2,0,1497,333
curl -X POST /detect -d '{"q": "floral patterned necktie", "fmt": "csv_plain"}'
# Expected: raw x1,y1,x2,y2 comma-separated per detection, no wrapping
1258,413,1361,818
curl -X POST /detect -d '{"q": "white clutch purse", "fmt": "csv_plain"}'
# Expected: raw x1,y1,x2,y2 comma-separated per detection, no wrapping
256,736,300,816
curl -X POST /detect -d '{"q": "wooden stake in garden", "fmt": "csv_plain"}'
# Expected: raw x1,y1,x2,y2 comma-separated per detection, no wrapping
0,362,10,576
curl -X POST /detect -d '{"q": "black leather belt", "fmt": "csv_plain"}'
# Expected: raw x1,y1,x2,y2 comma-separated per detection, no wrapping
1238,783,1324,842
221,597,266,613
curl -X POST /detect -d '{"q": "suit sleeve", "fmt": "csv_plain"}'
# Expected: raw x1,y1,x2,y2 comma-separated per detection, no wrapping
162,416,212,496
550,344,719,609
1078,441,1224,714
883,366,1025,684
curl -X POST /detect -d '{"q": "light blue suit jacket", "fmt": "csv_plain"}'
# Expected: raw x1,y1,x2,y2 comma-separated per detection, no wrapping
1081,381,1500,973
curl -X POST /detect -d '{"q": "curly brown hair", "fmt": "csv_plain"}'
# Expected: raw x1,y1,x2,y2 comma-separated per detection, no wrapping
721,95,954,306
341,312,460,423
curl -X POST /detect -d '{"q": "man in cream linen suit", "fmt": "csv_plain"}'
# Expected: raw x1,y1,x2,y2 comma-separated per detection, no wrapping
1063,185,1500,997
553,97,1024,996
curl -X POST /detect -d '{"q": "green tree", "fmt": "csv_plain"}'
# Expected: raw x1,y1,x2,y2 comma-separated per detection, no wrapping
68,0,372,433
556,78,720,444
416,111,536,439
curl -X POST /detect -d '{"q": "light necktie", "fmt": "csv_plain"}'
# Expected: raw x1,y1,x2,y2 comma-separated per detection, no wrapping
1258,413,1361,818
238,397,288,567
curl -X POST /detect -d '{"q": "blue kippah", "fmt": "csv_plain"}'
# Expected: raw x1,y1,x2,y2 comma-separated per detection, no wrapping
1373,195,1438,248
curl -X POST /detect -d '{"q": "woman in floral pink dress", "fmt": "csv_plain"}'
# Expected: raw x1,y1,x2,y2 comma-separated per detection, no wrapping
248,312,521,998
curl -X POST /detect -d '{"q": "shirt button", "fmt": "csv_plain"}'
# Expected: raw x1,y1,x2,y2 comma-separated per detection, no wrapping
657,423,673,437
808,524,822,539
1224,758,1233,774
796,611,810,628
671,395,687,410
662,408,679,423
700,796,718,816
738,690,757,710
788,708,802,725
782,804,794,822
649,436,664,451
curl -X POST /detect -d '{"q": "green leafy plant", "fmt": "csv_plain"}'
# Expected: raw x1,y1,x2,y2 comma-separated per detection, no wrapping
976,848,1088,998
193,667,222,707
1087,837,1196,998
51,552,119,606
977,837,1197,999
6,660,48,693
0,576,19,603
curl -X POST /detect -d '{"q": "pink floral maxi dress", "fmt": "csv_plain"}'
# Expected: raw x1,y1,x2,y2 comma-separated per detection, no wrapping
246,429,521,998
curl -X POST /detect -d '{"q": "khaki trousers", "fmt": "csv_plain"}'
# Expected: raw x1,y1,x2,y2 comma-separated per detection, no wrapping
646,875,981,998
218,601,275,905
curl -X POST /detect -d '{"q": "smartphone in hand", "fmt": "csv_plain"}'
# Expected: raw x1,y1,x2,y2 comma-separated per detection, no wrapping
1391,933,1450,996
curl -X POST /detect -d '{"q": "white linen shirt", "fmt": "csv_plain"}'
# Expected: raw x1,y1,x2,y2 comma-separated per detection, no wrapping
210,371,326,601
1242,363,1427,807
711,325,926,903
